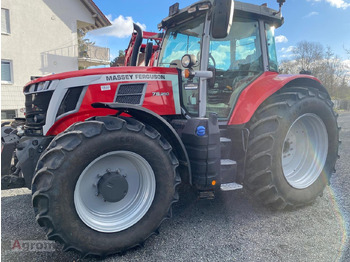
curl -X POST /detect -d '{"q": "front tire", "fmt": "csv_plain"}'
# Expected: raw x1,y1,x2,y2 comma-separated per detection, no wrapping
244,87,339,209
32,116,180,257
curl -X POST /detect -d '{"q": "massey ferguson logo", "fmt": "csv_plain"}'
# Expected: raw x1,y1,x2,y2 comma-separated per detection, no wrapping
105,74,166,82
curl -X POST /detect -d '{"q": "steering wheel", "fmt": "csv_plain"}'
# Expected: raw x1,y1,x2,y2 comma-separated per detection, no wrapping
207,53,217,89
209,53,216,68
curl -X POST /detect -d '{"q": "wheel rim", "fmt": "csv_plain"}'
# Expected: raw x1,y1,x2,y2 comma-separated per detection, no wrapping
74,151,156,233
282,113,328,189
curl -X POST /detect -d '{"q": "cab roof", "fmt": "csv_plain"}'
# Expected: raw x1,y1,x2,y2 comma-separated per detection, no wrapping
159,0,283,30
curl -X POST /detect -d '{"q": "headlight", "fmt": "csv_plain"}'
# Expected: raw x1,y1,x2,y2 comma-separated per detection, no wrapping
43,81,51,90
181,54,197,68
28,84,35,93
37,82,45,91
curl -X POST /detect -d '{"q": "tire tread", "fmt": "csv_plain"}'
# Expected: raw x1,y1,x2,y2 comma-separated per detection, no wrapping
244,86,340,210
32,116,180,258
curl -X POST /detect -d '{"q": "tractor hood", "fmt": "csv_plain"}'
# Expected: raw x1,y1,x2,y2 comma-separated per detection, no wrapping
25,67,179,89
22,66,181,136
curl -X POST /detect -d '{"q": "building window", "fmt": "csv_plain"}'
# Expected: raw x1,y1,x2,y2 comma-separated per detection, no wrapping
1,110,16,120
1,60,13,83
1,8,10,34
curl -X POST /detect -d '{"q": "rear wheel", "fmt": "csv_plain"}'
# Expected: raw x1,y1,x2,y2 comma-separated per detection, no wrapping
32,116,180,257
244,87,339,209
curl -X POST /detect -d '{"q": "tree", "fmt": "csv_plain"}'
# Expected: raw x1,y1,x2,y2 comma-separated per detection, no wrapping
110,50,125,67
279,59,298,74
319,46,349,97
293,41,323,71
279,41,350,100
78,29,95,70
78,29,95,57
279,41,324,75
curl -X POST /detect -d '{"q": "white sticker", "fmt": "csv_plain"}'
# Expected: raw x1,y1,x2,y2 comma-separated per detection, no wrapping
101,85,111,91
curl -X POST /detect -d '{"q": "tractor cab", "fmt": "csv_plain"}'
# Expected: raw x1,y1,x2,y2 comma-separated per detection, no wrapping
157,0,283,119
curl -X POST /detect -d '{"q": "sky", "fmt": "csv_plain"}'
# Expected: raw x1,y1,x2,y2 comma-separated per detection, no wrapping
88,0,350,63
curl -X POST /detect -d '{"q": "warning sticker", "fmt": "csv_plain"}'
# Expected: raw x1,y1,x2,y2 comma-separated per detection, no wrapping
101,85,111,91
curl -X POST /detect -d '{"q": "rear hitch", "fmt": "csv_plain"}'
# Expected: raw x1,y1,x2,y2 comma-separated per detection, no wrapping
2,124,20,177
1,122,26,190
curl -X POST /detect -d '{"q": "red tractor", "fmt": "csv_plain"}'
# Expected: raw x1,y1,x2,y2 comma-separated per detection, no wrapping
1,0,339,257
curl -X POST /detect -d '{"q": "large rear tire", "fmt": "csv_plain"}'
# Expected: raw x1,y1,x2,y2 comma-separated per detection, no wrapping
32,116,180,257
244,87,339,209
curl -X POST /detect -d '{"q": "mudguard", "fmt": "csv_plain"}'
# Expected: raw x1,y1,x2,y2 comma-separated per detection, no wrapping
228,72,328,125
92,102,192,184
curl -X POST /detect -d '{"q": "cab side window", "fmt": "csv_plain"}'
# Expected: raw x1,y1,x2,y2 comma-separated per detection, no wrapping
265,23,279,72
207,18,263,119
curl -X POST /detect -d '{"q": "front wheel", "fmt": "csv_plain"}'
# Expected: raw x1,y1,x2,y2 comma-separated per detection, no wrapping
32,116,180,257
244,87,339,209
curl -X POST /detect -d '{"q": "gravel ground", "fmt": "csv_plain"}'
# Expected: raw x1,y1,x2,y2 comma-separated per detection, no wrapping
1,112,349,262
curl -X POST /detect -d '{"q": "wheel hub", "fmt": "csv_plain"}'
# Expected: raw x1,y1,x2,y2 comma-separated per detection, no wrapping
74,151,156,233
97,170,128,202
282,133,296,165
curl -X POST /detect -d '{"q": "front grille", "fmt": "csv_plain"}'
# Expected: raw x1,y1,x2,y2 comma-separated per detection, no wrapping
25,91,53,134
115,83,146,105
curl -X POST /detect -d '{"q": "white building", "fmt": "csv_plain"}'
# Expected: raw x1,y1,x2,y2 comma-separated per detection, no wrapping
1,0,111,119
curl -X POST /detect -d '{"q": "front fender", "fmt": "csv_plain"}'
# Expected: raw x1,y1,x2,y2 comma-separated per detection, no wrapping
92,102,192,184
228,72,328,125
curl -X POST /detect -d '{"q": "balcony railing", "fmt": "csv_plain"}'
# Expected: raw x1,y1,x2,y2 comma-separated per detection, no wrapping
78,44,110,67
41,44,110,70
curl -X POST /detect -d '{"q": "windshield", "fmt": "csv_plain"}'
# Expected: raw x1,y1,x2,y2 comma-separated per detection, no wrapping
158,15,205,68
158,15,265,119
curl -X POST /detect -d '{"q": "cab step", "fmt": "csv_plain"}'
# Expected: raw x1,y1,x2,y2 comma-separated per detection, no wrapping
220,182,243,191
220,159,237,184
220,137,232,159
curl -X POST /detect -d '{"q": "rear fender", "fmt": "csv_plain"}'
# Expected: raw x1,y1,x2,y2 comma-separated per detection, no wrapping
228,72,328,125
92,102,192,184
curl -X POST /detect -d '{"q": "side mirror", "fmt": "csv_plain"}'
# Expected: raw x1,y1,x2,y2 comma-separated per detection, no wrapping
211,0,234,39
